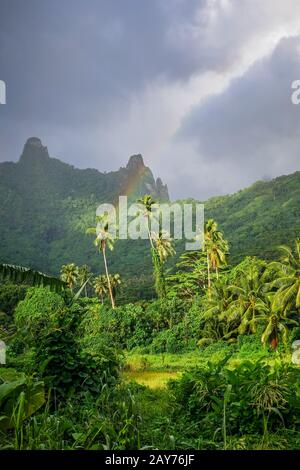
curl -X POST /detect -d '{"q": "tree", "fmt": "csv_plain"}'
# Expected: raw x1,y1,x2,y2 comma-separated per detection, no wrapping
260,296,296,350
110,273,122,298
226,264,268,335
167,251,207,300
60,263,79,292
204,219,228,292
93,275,108,304
152,230,175,298
87,214,116,309
137,194,157,249
267,240,300,317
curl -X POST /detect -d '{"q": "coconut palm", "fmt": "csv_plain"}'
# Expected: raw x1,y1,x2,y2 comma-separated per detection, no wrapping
202,277,236,341
261,309,292,350
226,266,268,335
267,240,300,316
60,263,79,292
151,230,175,298
204,219,229,291
93,275,108,304
152,230,176,263
110,273,122,297
137,194,157,249
87,214,116,309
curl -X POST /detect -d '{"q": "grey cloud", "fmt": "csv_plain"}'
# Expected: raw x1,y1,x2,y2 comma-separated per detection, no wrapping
172,35,300,198
1,1,300,200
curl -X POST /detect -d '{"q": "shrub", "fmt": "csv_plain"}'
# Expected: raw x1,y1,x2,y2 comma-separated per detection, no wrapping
170,357,300,441
14,287,65,340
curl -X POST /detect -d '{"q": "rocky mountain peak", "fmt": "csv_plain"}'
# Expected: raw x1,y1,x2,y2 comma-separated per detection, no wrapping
126,154,145,172
20,137,49,162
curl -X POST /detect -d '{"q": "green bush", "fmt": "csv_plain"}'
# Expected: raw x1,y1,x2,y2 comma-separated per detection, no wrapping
14,287,65,340
13,289,120,399
170,357,300,441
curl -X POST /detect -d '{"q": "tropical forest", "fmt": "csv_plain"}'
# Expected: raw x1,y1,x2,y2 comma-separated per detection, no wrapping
0,139,300,451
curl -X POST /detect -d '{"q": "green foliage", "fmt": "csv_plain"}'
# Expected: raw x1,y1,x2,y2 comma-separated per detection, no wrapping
14,287,65,340
170,357,300,443
0,368,45,431
0,264,66,293
12,289,120,399
0,284,28,316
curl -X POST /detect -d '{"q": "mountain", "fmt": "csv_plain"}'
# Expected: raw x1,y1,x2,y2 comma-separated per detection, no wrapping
0,138,168,290
0,137,299,299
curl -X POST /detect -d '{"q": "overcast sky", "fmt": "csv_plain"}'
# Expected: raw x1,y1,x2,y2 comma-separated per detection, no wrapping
1,0,300,199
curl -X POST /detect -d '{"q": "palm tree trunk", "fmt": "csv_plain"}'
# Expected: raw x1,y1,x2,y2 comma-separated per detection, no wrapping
102,246,115,309
147,216,154,249
207,252,211,292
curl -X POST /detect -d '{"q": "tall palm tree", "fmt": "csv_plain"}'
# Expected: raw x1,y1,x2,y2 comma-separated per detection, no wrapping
93,275,108,304
87,214,116,309
137,194,157,249
267,240,300,317
151,230,176,298
204,219,228,291
60,263,79,292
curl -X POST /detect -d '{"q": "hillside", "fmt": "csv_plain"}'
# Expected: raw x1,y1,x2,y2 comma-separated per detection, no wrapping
203,172,300,262
0,137,299,297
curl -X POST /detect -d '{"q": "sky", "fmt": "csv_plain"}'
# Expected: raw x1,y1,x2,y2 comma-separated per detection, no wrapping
1,0,300,200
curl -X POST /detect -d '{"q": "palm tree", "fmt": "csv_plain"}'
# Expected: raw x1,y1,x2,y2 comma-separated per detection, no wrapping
78,264,92,297
202,277,236,341
137,194,157,249
152,230,176,263
93,275,108,304
60,263,79,292
267,240,300,317
204,219,228,291
87,214,116,309
110,273,122,298
226,265,268,335
260,297,296,350
151,230,175,298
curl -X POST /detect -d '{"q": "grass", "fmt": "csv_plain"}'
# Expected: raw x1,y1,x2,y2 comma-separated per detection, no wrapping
123,370,181,389
123,342,292,390
124,351,206,372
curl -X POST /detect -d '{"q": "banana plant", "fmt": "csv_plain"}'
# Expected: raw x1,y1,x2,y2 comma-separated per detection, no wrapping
0,263,67,293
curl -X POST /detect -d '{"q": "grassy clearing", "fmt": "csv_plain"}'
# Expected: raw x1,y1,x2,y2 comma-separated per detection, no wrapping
123,344,293,390
123,370,181,389
124,351,203,372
